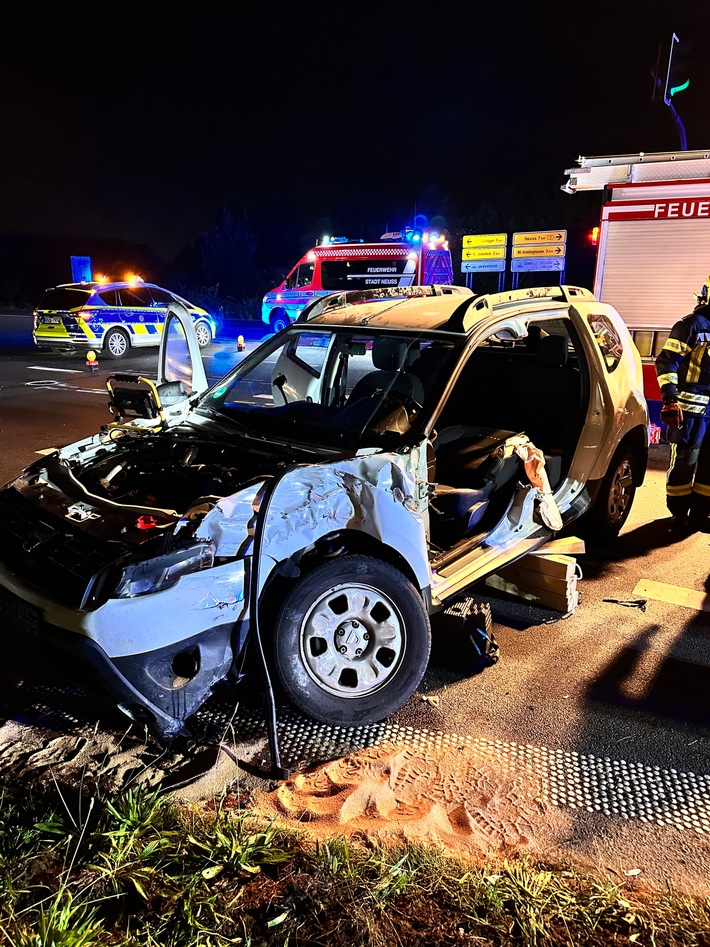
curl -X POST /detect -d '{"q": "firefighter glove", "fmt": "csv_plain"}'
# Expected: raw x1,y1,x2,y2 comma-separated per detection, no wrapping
659,383,678,404
660,402,683,427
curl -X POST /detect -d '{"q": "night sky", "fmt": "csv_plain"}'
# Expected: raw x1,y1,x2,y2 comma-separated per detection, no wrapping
1,1,708,268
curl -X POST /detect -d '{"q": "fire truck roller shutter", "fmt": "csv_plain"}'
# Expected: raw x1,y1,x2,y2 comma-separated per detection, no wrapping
597,218,710,330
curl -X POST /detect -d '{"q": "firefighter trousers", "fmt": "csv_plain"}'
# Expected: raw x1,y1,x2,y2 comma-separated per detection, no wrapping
666,407,710,518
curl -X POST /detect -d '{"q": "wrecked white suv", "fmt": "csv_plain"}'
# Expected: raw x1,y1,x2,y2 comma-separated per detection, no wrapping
0,286,648,740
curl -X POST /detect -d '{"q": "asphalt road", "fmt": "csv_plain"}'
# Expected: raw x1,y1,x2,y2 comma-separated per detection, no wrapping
1,310,709,891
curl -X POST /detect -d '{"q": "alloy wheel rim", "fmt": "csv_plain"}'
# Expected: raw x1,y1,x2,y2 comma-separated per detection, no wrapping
607,458,634,523
108,333,127,357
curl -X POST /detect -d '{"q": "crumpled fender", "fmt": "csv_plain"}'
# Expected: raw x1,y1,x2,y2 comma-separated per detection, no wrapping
256,447,431,594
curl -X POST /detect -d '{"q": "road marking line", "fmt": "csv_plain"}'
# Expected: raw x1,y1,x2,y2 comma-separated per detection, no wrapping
633,579,710,613
36,448,58,455
28,365,83,374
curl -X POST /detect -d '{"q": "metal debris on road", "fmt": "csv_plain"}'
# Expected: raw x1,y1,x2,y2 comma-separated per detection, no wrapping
603,598,648,611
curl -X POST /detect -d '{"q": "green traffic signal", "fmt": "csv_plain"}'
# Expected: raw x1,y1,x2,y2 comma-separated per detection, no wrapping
669,78,690,97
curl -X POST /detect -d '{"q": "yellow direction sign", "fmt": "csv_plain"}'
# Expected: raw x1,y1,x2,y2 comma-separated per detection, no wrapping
462,233,507,248
462,246,506,260
513,230,567,245
512,244,566,259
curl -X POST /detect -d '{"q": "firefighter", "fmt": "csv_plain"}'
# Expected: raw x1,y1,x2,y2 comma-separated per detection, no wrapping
655,278,710,528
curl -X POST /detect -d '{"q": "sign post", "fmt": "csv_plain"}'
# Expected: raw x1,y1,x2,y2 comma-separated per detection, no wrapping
461,234,508,291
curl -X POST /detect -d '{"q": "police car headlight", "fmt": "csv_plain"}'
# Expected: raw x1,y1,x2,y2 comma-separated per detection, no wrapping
114,542,215,598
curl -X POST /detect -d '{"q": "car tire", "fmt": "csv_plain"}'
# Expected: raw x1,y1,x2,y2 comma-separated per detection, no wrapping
270,311,290,334
580,444,638,542
104,327,130,360
272,555,431,725
194,321,212,347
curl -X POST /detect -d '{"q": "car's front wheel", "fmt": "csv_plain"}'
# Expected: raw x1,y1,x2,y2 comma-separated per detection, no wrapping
581,444,638,541
272,555,431,725
103,327,130,360
194,321,212,347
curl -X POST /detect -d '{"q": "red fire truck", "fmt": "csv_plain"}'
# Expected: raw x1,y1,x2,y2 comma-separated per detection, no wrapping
562,148,710,422
261,229,454,332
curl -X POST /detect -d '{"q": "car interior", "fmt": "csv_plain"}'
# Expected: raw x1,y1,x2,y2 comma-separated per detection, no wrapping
424,318,589,551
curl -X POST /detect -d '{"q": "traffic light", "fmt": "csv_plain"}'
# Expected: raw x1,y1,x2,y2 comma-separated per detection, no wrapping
664,33,693,105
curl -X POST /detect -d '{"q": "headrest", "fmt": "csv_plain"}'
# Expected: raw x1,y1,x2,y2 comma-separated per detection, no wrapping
525,325,545,352
372,338,417,371
537,333,569,366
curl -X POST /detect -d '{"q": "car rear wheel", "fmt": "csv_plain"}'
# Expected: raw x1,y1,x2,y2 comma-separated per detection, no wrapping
104,327,130,360
195,321,212,347
269,311,289,334
581,445,638,541
272,555,431,725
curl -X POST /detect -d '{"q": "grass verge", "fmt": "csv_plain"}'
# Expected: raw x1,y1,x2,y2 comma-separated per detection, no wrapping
0,781,708,946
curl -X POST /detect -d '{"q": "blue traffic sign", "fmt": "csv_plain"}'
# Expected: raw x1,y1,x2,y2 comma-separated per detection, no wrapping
461,259,506,273
70,256,92,282
510,258,565,272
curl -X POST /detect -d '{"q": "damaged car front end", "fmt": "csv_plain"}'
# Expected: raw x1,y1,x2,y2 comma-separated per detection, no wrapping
0,300,448,738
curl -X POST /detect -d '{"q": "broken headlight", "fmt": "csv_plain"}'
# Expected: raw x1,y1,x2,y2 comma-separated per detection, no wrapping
114,542,215,598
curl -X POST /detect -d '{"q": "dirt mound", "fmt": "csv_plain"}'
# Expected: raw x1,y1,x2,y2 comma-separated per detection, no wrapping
253,741,569,857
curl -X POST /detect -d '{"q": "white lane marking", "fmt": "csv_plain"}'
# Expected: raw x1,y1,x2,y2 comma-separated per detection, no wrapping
28,365,83,374
24,379,105,394
36,448,58,455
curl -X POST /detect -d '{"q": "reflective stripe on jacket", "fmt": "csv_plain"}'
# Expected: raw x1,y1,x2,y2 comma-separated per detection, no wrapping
655,305,710,402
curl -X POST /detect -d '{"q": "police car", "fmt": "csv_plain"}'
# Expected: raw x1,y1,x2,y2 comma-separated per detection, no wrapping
33,278,217,359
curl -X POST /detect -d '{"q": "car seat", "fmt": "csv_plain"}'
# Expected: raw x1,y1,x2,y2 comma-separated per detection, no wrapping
347,338,424,405
430,428,523,545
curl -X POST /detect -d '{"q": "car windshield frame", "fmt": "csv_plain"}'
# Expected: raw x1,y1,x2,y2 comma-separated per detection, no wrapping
194,324,464,450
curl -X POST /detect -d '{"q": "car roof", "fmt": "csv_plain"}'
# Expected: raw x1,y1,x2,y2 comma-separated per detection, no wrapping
301,285,596,334
52,281,164,291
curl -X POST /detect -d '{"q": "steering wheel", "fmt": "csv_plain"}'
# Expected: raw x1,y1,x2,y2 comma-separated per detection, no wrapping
368,390,423,434
381,390,423,418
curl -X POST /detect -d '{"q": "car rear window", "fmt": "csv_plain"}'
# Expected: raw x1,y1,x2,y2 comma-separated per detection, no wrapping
36,288,91,310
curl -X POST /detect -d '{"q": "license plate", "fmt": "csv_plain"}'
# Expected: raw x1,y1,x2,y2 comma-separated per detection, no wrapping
42,315,62,324
0,585,41,637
